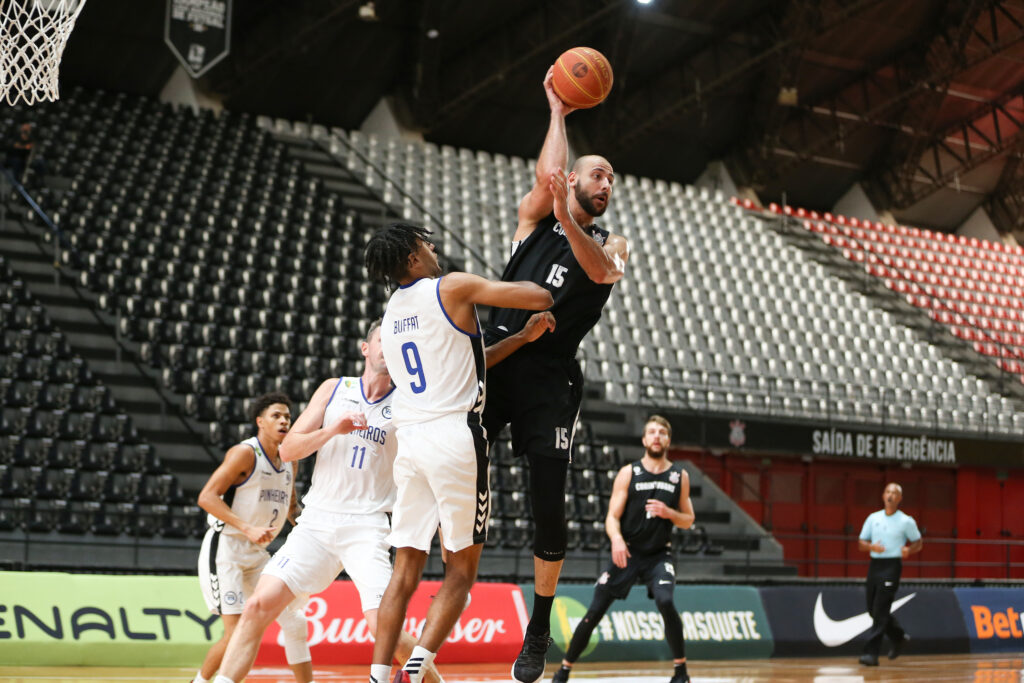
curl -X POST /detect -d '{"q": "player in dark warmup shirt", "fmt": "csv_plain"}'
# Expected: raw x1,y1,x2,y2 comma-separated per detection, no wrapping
552,416,694,683
483,66,630,683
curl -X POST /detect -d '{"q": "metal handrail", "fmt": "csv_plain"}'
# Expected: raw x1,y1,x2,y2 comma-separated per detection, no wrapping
312,133,501,278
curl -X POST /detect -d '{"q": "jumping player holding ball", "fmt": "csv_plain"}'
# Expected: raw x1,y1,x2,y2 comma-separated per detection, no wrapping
483,64,629,683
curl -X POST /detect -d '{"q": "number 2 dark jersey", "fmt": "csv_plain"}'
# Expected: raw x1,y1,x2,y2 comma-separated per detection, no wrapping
486,213,614,358
620,460,685,556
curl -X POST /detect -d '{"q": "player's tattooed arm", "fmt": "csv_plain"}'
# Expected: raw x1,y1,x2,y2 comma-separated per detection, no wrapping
550,167,629,284
287,461,302,525
198,444,275,545
485,311,556,368
280,378,367,462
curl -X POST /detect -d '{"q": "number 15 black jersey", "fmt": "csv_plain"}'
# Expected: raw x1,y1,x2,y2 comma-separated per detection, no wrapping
486,213,614,358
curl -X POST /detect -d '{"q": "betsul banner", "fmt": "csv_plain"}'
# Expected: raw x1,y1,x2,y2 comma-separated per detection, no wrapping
0,571,221,665
257,580,526,665
524,583,773,662
760,586,969,657
955,588,1024,653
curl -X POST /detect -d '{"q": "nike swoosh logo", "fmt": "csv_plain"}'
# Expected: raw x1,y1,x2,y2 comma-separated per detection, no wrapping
813,592,916,647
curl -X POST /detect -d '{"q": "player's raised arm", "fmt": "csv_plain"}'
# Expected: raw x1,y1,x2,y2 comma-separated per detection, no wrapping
515,68,576,243
551,167,629,284
279,378,367,462
197,445,274,545
442,271,553,312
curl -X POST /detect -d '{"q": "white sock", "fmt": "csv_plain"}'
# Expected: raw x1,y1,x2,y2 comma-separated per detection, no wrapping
192,674,209,683
403,646,436,683
369,664,391,683
212,676,235,683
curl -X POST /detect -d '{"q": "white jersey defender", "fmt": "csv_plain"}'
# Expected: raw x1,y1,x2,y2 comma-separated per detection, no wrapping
382,277,486,426
206,436,293,542
381,276,491,553
198,436,294,615
263,376,398,612
301,376,397,515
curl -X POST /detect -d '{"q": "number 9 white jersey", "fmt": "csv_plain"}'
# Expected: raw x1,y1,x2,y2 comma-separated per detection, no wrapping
381,276,486,428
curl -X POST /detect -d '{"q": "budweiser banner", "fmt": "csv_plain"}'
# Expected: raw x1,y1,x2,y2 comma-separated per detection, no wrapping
256,580,527,665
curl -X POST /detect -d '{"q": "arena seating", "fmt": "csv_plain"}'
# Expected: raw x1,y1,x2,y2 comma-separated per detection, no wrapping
791,207,1024,383
332,127,1022,435
4,88,1018,564
0,254,199,538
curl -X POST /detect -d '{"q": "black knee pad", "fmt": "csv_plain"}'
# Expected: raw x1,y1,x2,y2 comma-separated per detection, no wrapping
527,454,569,560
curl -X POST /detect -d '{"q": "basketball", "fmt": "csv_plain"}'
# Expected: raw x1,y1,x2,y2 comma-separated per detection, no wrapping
551,47,613,109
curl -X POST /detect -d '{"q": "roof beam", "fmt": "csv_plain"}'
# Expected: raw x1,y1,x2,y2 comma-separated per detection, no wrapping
600,0,889,158
741,5,1024,191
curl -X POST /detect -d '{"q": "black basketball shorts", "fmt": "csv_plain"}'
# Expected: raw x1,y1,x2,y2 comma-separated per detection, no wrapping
483,352,584,460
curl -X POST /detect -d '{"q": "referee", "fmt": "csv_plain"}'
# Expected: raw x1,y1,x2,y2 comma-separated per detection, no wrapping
857,482,922,667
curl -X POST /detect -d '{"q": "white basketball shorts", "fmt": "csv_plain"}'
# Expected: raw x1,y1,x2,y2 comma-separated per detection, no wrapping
198,527,268,615
389,411,490,553
262,507,393,612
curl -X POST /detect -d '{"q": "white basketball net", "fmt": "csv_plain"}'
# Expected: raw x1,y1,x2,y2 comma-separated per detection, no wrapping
0,0,87,106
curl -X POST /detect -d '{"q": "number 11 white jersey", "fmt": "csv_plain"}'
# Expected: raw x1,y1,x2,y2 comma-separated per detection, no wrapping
381,276,486,429
300,376,398,515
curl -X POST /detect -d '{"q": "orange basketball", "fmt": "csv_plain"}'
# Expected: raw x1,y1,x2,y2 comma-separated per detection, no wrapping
551,47,613,110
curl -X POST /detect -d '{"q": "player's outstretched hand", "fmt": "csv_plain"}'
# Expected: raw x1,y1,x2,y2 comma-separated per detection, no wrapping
245,524,276,546
544,66,576,117
522,311,556,343
550,167,572,224
611,537,630,569
332,411,367,435
645,499,673,520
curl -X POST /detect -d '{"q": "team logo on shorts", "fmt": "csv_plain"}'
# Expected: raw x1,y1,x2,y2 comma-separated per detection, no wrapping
382,406,392,419
224,591,238,605
597,571,610,585
665,562,675,575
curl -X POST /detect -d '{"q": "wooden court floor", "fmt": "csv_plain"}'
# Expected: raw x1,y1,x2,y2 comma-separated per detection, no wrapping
1,655,1021,682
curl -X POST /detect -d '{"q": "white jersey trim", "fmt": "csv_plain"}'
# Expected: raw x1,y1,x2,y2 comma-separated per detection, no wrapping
435,278,480,337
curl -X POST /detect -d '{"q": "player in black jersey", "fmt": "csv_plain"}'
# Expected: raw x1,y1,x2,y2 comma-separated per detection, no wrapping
551,416,694,683
483,66,630,683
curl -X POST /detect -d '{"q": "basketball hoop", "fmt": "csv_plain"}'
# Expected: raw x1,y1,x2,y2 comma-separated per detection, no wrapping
0,0,88,106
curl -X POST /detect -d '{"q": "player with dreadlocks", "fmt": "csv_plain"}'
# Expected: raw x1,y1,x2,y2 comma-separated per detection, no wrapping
364,222,553,683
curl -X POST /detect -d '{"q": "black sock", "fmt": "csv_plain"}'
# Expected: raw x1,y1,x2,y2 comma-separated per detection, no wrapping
557,664,572,678
674,662,688,680
528,594,554,635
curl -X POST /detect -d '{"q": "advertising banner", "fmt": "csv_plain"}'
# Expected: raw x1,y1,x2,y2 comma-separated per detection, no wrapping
954,588,1024,653
0,571,221,666
257,580,527,665
760,585,969,657
523,583,773,662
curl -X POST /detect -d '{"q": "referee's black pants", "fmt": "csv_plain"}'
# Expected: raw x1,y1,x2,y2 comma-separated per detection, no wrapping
863,557,905,656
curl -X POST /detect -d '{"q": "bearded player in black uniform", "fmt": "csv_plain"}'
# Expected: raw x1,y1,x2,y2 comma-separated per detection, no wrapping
483,67,630,683
552,416,695,683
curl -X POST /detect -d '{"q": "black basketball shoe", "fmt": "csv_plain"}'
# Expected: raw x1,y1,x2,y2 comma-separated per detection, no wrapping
512,629,553,683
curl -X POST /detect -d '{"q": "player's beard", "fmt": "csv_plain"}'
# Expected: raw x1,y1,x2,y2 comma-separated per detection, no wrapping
575,184,608,217
645,445,667,459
